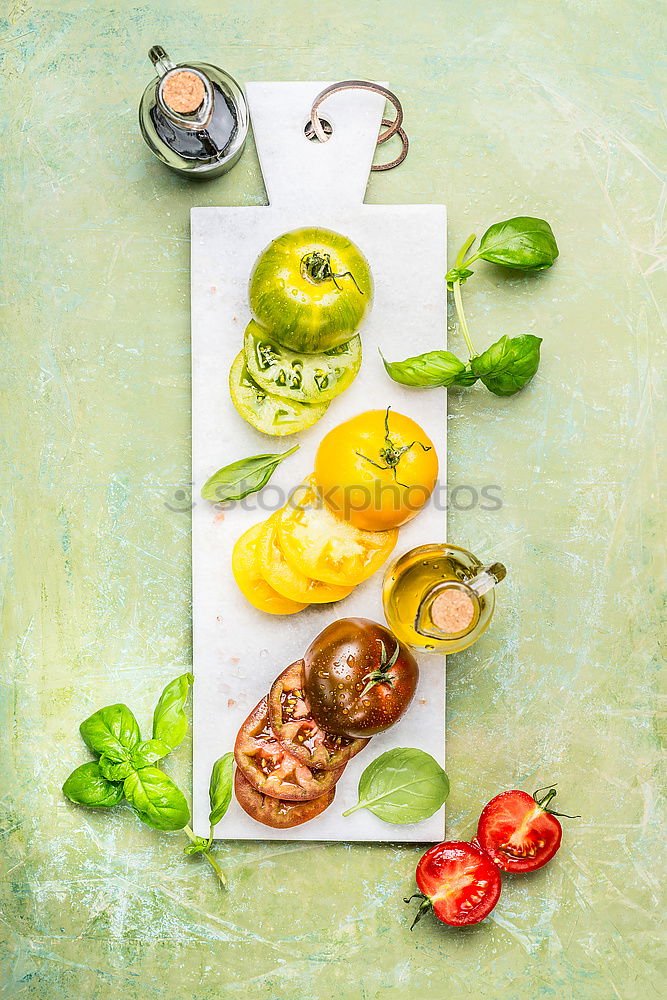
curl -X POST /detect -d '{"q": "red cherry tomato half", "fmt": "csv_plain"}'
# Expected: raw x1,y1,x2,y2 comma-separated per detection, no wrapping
476,788,564,873
410,841,501,927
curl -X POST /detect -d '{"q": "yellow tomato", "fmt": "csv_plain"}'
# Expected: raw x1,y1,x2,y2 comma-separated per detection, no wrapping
232,522,308,615
278,477,398,586
314,408,439,531
258,512,355,604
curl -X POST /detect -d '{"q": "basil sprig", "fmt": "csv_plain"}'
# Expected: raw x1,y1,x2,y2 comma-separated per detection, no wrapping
383,216,557,398
201,445,299,503
182,753,234,888
62,674,233,888
342,748,449,824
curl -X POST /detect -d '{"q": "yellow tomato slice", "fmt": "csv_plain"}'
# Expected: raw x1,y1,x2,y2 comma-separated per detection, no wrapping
259,512,355,604
232,522,309,615
277,477,398,586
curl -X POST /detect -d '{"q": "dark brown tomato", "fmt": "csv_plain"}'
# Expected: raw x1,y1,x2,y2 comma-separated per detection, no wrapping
268,660,370,770
234,696,345,801
303,618,419,738
234,768,335,829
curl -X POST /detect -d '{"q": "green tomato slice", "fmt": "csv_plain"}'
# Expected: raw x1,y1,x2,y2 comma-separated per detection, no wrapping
243,321,362,404
229,351,328,436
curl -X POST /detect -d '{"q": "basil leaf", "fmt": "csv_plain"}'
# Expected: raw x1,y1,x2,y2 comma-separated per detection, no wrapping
453,365,480,387
62,761,124,808
99,756,133,781
472,217,558,271
381,350,468,388
123,766,190,831
130,738,172,769
471,334,542,396
201,445,299,503
79,704,141,761
342,748,449,824
208,752,234,828
152,672,194,751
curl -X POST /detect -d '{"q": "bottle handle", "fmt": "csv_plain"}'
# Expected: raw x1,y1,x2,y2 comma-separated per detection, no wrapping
465,562,506,598
149,45,175,78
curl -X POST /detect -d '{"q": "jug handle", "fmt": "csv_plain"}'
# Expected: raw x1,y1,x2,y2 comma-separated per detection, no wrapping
466,562,506,598
149,45,175,78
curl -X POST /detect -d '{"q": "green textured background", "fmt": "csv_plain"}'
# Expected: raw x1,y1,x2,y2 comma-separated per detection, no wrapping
1,1,665,997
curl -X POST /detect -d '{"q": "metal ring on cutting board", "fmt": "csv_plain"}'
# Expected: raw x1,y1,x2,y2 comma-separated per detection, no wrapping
373,117,409,170
309,80,409,171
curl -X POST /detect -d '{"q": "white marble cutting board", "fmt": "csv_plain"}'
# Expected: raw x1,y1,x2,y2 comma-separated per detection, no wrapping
191,82,447,841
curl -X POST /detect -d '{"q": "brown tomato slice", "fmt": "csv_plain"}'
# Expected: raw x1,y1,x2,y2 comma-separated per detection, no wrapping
234,769,335,828
268,660,370,770
234,696,345,800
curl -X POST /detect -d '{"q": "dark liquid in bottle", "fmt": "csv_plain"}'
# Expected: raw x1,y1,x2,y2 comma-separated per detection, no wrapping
150,81,238,161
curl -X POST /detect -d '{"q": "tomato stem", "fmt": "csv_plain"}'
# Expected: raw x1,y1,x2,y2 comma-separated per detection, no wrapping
535,788,558,810
404,892,432,930
301,251,363,293
533,786,581,819
359,671,393,698
356,406,432,489
359,640,400,697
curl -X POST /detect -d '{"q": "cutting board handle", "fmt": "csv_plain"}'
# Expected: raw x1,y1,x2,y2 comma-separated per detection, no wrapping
245,82,386,209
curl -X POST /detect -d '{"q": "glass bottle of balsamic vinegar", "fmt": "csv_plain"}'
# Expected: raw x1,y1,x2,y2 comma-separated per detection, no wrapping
139,46,249,178
383,544,506,654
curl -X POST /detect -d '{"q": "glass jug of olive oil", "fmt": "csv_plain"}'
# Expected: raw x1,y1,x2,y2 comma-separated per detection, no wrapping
382,544,506,654
139,46,248,178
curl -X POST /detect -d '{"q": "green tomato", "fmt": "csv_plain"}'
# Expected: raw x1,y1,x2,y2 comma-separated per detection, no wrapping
229,351,328,436
248,227,373,354
243,321,362,404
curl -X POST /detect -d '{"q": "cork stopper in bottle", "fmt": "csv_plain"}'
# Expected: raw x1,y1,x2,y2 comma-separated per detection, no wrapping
162,71,206,114
430,588,475,635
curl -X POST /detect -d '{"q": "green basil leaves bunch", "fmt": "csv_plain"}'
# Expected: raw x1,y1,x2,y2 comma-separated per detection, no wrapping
382,216,558,397
62,673,233,888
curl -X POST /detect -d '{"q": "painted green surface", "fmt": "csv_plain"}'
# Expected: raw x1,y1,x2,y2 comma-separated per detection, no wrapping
1,1,665,997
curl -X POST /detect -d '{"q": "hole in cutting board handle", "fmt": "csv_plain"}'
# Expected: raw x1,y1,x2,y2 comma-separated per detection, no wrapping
304,117,333,141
